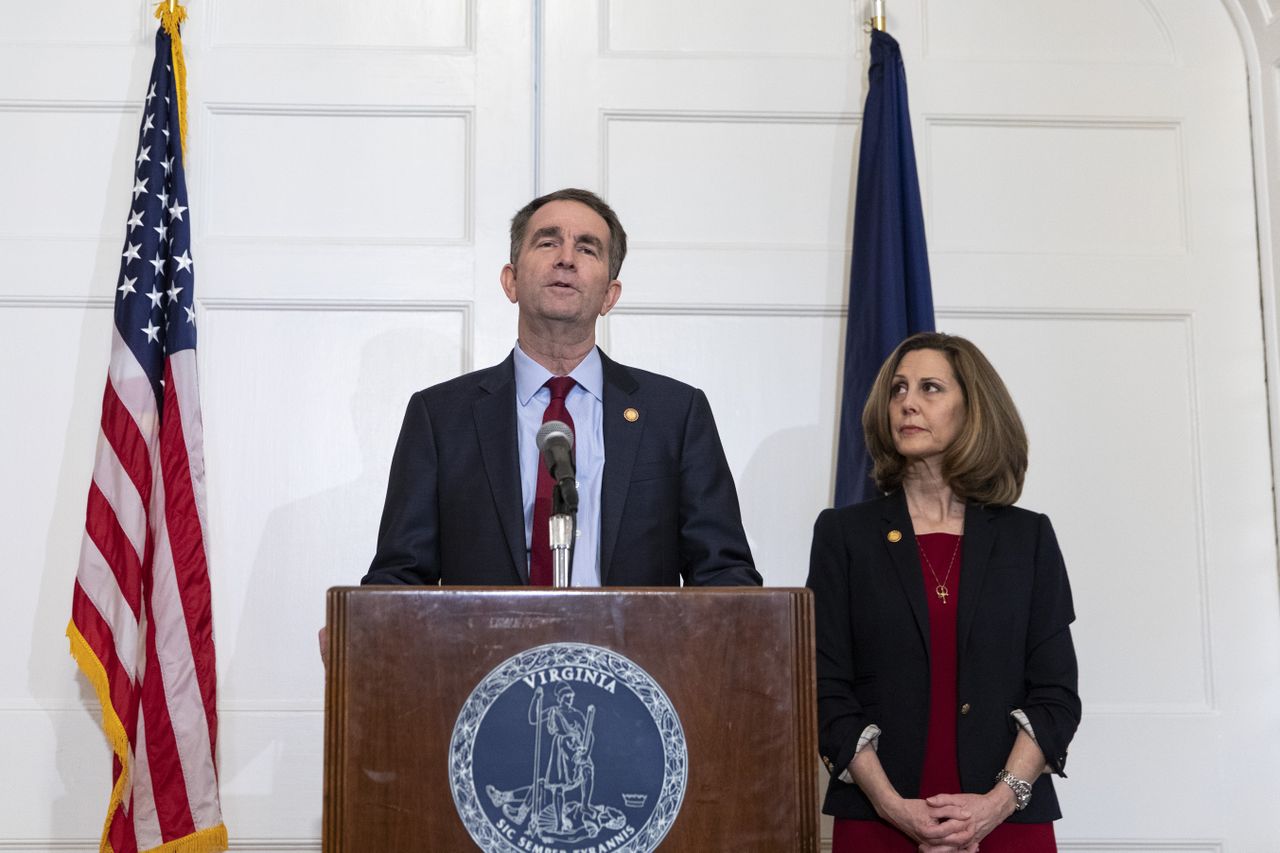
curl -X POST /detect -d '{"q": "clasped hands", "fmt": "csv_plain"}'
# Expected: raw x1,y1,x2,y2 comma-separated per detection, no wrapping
885,786,1016,853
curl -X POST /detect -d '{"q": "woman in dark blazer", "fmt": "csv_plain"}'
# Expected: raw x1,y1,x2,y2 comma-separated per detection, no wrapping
808,332,1080,852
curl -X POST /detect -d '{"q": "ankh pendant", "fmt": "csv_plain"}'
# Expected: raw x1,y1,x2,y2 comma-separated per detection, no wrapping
935,584,950,604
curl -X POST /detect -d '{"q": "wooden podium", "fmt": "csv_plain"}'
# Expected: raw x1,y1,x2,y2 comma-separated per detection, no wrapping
324,587,817,851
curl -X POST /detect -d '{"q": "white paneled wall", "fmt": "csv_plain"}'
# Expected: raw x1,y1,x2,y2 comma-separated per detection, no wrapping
926,119,1188,255
922,0,1177,64
202,110,472,243
943,310,1209,714
4,1,1280,850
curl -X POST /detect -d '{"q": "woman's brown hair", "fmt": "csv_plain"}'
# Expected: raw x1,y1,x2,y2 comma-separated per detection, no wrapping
861,332,1028,506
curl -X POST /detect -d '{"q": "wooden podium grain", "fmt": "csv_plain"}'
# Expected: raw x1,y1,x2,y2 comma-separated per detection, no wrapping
324,587,817,851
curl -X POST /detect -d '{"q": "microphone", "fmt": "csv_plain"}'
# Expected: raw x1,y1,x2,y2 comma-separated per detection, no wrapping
536,421,577,510
537,420,578,584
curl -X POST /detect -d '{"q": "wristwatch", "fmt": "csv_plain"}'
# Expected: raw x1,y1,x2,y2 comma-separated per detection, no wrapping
995,769,1033,811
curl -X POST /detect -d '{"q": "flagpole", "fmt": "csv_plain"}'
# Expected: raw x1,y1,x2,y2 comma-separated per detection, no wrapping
869,0,886,32
835,1,935,507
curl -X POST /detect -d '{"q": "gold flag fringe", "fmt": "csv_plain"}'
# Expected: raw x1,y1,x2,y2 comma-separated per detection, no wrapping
67,621,132,853
154,2,189,157
68,620,229,853
148,825,229,853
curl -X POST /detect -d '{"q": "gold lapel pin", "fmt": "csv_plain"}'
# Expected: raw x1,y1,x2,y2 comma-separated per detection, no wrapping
623,407,639,422
887,530,902,543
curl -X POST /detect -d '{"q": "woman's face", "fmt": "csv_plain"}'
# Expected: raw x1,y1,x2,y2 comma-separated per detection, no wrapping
888,348,967,464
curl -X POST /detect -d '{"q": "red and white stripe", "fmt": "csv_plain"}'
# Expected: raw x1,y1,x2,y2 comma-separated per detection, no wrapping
71,337,224,851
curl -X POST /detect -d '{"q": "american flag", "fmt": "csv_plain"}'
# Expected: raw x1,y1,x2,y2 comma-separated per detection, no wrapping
66,16,227,853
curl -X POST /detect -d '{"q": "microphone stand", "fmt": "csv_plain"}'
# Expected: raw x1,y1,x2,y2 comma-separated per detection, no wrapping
550,478,577,588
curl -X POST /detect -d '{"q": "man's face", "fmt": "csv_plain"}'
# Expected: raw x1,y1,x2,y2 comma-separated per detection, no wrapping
500,200,622,331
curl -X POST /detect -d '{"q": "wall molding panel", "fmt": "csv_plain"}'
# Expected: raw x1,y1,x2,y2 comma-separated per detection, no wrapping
601,109,859,254
0,100,142,250
0,2,150,48
201,104,474,247
199,297,475,376
0,100,139,115
209,0,476,53
924,115,1188,256
941,307,1215,715
0,296,113,310
598,0,863,60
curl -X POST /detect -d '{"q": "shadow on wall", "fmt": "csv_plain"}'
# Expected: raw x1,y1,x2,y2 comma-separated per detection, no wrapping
736,423,837,589
38,304,125,839
218,327,422,838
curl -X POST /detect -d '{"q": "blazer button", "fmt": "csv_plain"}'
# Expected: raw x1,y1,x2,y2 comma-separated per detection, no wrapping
959,702,971,715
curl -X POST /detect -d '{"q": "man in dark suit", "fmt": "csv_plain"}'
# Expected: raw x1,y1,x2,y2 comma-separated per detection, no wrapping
361,188,759,588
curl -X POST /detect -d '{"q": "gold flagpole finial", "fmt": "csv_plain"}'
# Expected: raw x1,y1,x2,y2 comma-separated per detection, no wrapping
870,0,886,32
154,1,190,156
156,0,185,31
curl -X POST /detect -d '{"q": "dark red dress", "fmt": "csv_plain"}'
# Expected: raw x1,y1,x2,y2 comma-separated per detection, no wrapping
832,533,1055,852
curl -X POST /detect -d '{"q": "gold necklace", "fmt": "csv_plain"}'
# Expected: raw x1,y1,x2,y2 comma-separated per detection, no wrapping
919,535,962,604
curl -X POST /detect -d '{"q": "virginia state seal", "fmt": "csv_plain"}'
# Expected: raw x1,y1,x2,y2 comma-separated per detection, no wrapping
450,643,687,853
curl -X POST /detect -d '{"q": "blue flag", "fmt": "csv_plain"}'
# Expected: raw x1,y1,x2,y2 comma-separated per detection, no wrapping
834,29,935,507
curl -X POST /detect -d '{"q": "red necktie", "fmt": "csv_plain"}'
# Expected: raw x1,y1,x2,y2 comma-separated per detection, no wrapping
529,376,576,586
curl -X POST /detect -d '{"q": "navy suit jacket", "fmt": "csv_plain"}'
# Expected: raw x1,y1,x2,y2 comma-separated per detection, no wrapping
363,349,760,587
806,491,1080,823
